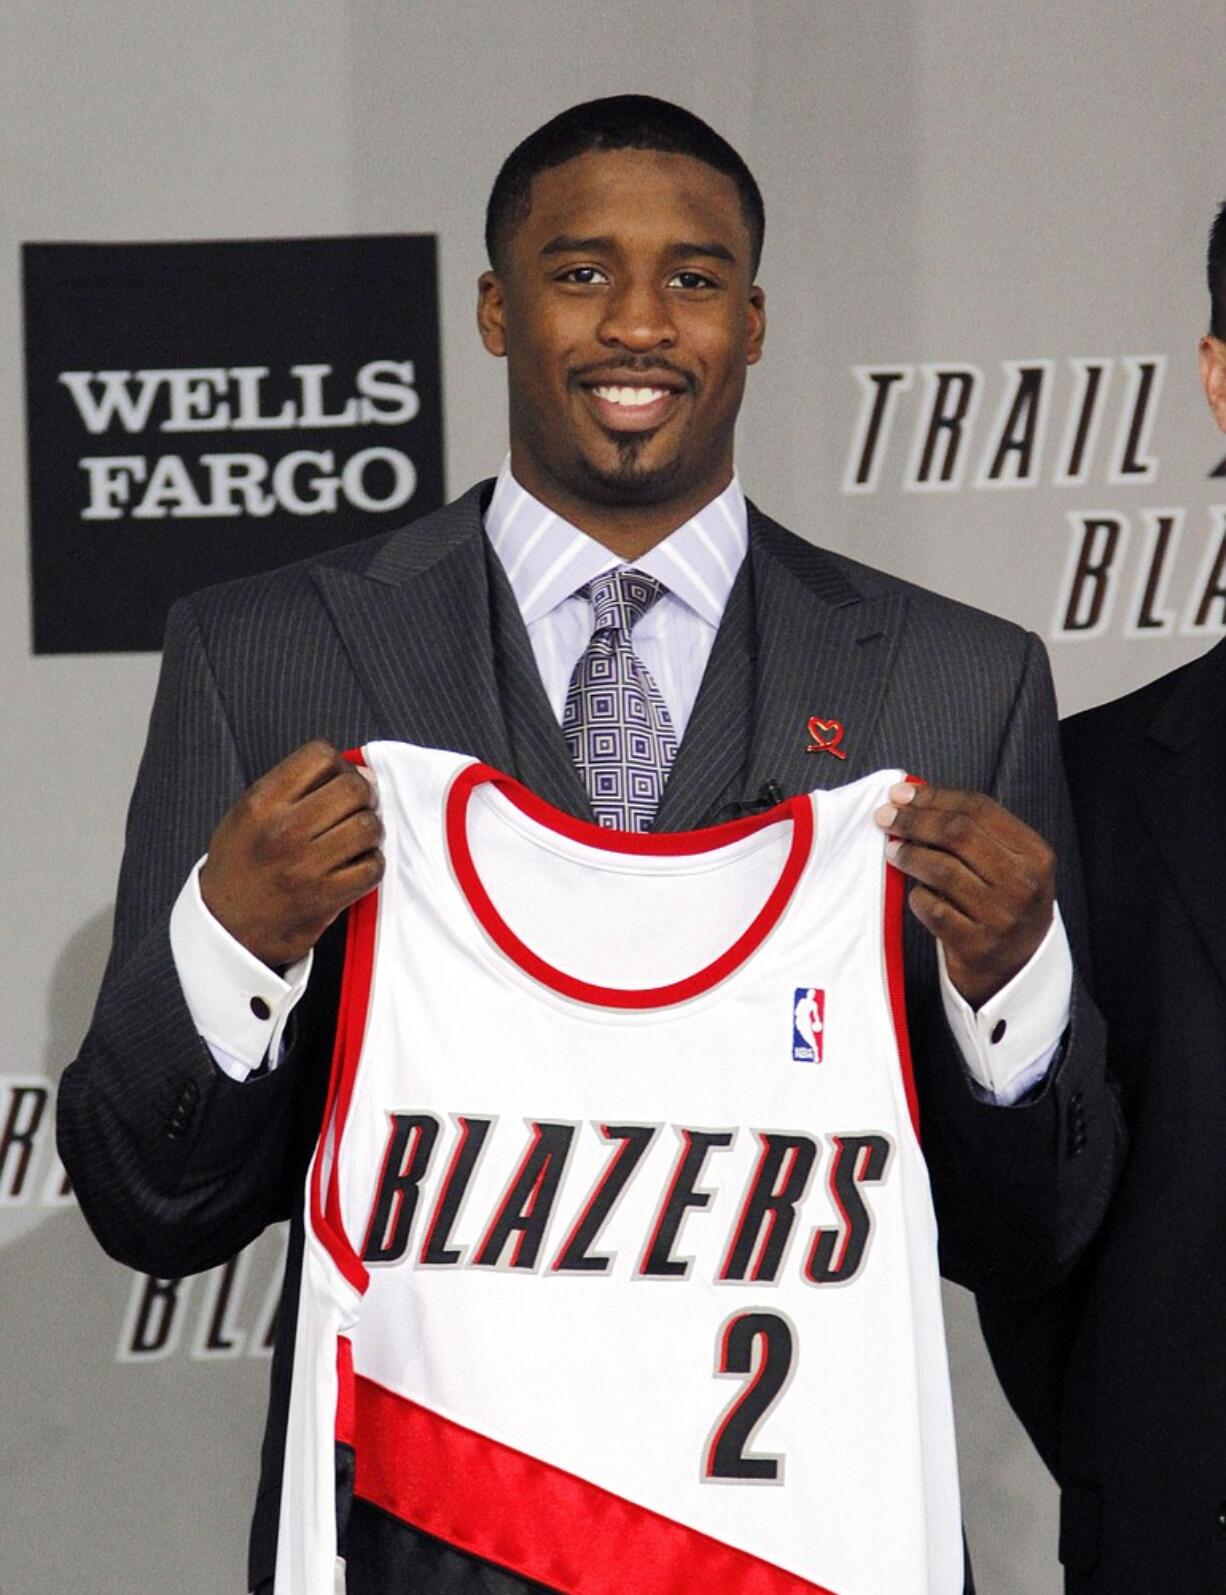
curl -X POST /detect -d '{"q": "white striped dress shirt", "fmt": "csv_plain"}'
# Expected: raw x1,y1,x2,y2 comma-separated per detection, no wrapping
483,458,746,735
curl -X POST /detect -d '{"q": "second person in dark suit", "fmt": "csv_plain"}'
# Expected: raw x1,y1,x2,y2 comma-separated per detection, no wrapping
994,203,1226,1593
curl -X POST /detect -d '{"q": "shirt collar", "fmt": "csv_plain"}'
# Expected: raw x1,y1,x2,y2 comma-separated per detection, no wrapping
484,456,747,628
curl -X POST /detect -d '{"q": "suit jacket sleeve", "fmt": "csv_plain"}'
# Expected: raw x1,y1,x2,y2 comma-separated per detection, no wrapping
911,630,1121,1299
57,597,334,1277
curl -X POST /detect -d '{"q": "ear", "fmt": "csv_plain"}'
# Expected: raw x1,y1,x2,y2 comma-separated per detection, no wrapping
477,271,507,358
1198,334,1226,432
746,285,766,367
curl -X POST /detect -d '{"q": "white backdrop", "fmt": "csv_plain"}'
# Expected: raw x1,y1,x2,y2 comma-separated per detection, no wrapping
3,4,1222,1591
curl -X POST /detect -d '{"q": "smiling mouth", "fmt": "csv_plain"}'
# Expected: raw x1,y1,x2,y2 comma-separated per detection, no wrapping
590,383,673,406
580,381,687,433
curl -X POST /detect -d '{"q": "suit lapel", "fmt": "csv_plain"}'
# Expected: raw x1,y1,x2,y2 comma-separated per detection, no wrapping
310,484,514,772
653,555,756,831
1137,640,1226,994
742,505,909,802
310,490,909,836
486,539,596,821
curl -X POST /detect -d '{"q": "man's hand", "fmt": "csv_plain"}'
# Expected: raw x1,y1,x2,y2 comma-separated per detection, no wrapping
874,783,1054,1009
200,739,383,969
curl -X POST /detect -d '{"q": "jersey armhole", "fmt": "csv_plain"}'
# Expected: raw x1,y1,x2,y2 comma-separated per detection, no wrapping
885,772,922,1141
307,748,377,1294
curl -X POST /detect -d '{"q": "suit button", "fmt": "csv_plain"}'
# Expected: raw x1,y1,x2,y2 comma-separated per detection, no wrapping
164,1079,200,1140
1066,1089,1086,1155
1217,1502,1226,1532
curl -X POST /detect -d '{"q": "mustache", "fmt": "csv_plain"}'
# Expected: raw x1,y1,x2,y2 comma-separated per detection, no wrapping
570,357,694,391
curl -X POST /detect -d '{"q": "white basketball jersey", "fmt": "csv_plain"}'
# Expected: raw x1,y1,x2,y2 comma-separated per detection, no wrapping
276,742,962,1595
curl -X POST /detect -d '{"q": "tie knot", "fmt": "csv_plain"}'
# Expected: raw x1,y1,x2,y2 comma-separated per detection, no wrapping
584,568,666,634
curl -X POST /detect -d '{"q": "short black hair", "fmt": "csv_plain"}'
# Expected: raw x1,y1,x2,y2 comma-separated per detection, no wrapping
485,94,765,276
1210,202,1226,338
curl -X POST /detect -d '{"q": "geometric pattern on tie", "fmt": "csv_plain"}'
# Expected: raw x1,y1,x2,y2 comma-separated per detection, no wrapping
562,567,679,832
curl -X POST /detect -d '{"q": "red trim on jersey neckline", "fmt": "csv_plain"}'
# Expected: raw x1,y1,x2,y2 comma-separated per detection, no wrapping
338,1359,840,1595
445,761,814,1009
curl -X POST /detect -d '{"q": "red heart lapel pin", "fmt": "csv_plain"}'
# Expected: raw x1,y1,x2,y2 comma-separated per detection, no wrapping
806,716,847,760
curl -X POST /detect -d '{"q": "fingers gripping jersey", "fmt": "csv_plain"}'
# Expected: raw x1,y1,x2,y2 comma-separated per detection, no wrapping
277,744,962,1595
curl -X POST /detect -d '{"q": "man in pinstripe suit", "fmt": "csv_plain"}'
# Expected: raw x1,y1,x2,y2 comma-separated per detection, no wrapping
59,97,1121,1594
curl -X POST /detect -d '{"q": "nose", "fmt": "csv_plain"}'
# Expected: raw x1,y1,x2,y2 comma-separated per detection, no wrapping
596,278,677,352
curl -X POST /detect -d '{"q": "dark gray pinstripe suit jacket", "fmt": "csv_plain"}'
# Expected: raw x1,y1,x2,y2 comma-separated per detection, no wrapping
58,482,1123,1590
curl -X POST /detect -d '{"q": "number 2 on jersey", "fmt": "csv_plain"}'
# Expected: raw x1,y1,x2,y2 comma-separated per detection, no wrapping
704,1311,796,1483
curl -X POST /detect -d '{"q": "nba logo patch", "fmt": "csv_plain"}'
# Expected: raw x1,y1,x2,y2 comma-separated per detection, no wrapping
792,987,825,1063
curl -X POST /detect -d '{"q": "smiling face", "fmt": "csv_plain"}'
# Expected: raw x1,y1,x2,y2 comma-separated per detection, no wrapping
478,147,765,552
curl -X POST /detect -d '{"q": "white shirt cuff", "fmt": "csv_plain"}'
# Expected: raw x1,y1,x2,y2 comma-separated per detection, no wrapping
937,902,1072,1105
168,857,312,1081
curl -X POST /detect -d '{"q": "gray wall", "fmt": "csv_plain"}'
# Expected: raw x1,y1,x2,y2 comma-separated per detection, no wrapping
3,4,1221,1591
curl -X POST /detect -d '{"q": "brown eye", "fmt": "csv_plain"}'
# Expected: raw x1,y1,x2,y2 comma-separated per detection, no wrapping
559,266,608,285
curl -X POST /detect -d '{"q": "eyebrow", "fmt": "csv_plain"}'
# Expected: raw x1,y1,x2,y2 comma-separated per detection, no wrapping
539,234,738,266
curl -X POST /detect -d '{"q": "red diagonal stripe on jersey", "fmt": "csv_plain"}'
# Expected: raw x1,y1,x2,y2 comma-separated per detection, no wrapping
341,1367,839,1595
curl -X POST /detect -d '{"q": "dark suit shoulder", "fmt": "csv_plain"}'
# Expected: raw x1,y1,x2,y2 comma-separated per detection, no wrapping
1064,655,1196,741
152,484,495,774
170,481,491,636
1063,637,1226,780
749,502,1032,649
835,545,1032,643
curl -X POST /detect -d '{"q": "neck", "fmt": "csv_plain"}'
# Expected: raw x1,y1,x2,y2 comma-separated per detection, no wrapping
510,460,734,562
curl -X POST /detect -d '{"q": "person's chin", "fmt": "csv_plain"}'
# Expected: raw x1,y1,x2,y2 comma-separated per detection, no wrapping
578,439,684,503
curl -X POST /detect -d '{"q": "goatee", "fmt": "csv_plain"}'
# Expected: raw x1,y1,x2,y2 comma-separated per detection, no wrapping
579,437,683,504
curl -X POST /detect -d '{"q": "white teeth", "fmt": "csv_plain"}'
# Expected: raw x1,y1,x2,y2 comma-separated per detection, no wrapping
591,385,670,407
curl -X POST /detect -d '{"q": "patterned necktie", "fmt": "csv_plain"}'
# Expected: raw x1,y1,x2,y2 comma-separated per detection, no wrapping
562,568,679,831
